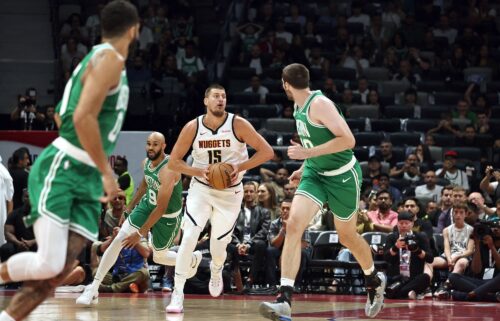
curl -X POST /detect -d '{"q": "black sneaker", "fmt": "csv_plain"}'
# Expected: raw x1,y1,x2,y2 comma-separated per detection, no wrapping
365,272,386,318
259,286,293,321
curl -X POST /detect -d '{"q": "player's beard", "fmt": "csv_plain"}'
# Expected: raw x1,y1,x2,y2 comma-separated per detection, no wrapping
147,150,161,161
284,88,294,101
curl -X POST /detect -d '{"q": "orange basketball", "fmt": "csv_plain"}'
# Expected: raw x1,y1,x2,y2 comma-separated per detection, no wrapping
208,162,233,190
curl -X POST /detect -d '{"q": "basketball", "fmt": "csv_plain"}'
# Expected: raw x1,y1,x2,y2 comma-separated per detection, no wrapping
208,162,233,189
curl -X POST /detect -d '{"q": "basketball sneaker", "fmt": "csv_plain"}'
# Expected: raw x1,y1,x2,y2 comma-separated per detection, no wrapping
209,261,223,297
76,284,99,305
187,251,202,279
166,288,184,313
259,285,293,321
365,271,386,318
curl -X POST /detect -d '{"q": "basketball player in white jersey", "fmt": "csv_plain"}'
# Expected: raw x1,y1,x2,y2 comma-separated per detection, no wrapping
165,84,273,313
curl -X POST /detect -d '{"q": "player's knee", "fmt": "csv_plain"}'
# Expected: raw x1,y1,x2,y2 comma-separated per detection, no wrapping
284,218,302,237
38,255,66,279
152,248,167,264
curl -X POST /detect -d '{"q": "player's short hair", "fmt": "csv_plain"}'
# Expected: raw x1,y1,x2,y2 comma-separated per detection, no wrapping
204,84,225,97
282,63,310,89
101,0,139,38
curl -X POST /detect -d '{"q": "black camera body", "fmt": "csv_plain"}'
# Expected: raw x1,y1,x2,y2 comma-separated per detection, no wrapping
404,234,418,251
473,220,500,240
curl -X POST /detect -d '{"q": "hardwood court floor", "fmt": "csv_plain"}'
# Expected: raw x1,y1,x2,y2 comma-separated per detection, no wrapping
0,290,498,321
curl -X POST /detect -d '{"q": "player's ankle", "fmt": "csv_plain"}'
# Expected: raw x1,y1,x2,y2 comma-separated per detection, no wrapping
277,285,293,306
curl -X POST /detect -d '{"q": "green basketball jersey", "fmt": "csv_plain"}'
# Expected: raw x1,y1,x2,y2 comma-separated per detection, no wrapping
143,156,183,214
293,90,354,173
56,43,129,156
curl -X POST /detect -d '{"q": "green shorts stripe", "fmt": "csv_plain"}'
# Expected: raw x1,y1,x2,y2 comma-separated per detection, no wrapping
334,167,361,222
39,150,68,226
295,190,323,209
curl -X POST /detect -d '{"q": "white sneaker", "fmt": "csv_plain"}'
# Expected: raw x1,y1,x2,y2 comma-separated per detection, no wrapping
259,301,292,321
166,288,184,313
76,285,99,306
187,251,202,279
208,261,223,297
365,272,386,318
408,290,417,300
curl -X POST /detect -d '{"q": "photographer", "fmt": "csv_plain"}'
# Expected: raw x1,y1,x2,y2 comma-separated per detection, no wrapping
384,211,434,299
479,165,500,203
10,88,43,130
449,221,500,302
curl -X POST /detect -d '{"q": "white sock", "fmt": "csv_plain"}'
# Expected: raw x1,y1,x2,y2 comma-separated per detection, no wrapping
280,278,295,288
0,311,15,321
363,264,375,276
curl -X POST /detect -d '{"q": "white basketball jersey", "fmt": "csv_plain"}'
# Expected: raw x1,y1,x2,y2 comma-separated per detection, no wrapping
191,113,248,185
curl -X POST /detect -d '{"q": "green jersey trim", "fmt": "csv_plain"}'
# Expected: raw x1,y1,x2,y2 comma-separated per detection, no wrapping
295,90,321,113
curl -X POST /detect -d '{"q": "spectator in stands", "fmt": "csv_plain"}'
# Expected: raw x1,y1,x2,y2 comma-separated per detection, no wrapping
94,227,151,293
0,189,36,262
392,59,421,85
155,54,184,82
242,44,264,75
378,140,398,169
437,185,455,232
367,190,399,233
438,186,468,232
177,41,205,78
303,20,322,45
244,75,269,104
8,148,30,210
468,192,495,220
284,4,306,29
100,190,126,238
283,183,296,200
424,134,436,146
85,2,104,46
230,182,270,288
10,94,43,131
113,156,134,205
450,226,500,302
415,171,443,203
61,36,87,75
60,13,89,44
436,150,470,191
384,211,433,300
444,45,470,81
237,22,263,57
367,89,380,108
432,14,458,45
353,77,370,104
414,144,434,171
368,14,390,50
402,88,422,118
382,0,404,30
266,198,311,290
171,14,194,42
452,99,477,126
347,1,371,31
253,2,275,29
333,27,351,56
340,45,370,77
403,197,434,239
0,154,14,245
317,1,338,28
274,19,292,45
389,153,421,183
307,44,330,79
479,165,500,201
432,202,475,299
339,89,354,113
383,46,400,74
151,5,170,42
391,32,409,60
257,182,279,221
365,155,384,179
427,112,462,137
322,78,338,101
374,173,403,205
37,105,57,131
260,167,288,203
423,200,439,227
475,45,498,78
476,112,491,135
138,18,154,52
128,55,152,85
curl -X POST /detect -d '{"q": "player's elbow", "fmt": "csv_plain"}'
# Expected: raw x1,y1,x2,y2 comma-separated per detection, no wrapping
345,135,356,149
262,145,274,162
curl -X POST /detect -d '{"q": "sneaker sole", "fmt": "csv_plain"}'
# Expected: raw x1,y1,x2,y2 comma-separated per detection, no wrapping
76,297,98,306
165,307,184,313
258,303,292,321
365,273,386,318
209,284,223,298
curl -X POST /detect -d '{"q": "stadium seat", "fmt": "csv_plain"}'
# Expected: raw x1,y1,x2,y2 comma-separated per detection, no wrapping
283,160,302,173
421,105,451,119
363,67,390,81
264,118,296,132
384,105,414,118
231,92,260,105
370,119,401,132
432,134,456,147
406,119,439,132
265,93,288,105
442,147,481,160
353,146,369,161
487,119,500,138
228,67,256,79
330,67,357,81
354,132,385,146
389,132,421,146
362,232,388,261
464,67,493,83
261,79,282,93
490,106,500,118
347,105,379,119
433,92,463,105
429,146,443,161
417,81,447,93
378,94,395,108
225,104,240,114
378,81,411,96
262,132,278,145
346,118,366,133
246,104,280,118
347,22,364,35
395,91,429,106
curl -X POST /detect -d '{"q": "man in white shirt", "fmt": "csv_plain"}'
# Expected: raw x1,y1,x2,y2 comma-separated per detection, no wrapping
353,77,370,104
244,75,269,104
0,156,14,246
274,20,292,44
432,15,457,45
436,151,469,191
415,171,443,204
347,2,371,31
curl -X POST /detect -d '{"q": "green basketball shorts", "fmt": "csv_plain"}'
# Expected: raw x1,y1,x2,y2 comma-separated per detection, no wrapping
295,160,362,221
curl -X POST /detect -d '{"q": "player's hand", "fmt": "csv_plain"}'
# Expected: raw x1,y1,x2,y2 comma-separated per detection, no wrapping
101,172,119,203
201,167,210,181
229,163,240,184
122,231,142,249
288,169,303,187
287,140,310,160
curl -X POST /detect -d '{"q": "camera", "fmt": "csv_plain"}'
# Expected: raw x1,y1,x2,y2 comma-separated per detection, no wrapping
473,220,500,240
403,234,418,251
